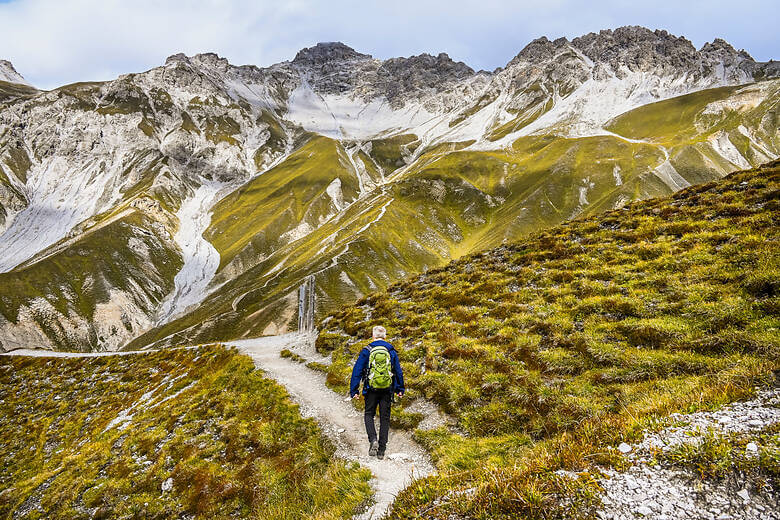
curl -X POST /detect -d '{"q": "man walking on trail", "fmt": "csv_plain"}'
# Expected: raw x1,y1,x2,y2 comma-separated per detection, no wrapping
350,325,405,460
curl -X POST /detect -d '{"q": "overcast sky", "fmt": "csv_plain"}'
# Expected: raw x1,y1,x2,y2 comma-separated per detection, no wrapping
1,0,777,90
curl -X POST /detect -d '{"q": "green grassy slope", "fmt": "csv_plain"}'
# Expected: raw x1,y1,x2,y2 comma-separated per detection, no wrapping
606,86,741,144
206,135,361,271
0,346,371,519
317,161,780,518
0,80,38,105
133,85,778,349
606,81,780,179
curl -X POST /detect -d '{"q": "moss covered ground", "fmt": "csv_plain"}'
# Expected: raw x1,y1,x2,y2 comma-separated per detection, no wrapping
0,346,371,519
317,161,780,518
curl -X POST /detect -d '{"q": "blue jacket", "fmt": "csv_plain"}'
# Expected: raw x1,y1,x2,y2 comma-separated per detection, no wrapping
349,340,405,396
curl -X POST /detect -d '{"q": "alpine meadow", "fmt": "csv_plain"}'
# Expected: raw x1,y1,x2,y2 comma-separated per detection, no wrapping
0,16,778,520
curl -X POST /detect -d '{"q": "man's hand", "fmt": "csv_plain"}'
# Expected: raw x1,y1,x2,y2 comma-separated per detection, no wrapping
395,392,403,398
351,394,360,400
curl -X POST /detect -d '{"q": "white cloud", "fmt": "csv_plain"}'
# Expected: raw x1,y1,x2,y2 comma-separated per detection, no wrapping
0,0,776,89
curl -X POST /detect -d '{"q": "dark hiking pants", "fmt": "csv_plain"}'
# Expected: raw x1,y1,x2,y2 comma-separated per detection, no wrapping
364,389,392,450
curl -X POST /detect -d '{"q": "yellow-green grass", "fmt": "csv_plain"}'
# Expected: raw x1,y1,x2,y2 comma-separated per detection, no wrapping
206,135,361,270
318,161,780,518
658,425,779,484
0,345,371,519
0,80,38,104
131,133,725,350
125,82,778,352
368,134,419,173
606,85,741,144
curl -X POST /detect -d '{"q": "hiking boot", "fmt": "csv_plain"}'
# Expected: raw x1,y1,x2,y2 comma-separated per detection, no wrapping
369,441,379,457
377,449,385,460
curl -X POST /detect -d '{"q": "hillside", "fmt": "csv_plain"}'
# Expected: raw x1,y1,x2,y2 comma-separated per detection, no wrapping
316,161,780,518
0,27,779,352
0,346,371,519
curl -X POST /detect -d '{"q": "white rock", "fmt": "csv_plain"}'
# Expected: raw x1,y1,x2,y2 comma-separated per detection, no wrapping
161,477,173,493
745,442,758,453
337,428,345,433
737,488,750,501
618,442,632,454
387,452,411,461
636,505,653,516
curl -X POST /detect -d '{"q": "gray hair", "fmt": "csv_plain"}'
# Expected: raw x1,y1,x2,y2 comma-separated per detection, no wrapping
372,325,386,339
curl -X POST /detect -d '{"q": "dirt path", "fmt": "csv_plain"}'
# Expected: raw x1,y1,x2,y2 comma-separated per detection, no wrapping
3,335,437,519
227,334,436,520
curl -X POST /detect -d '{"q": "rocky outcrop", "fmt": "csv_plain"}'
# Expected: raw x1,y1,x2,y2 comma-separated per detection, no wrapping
596,388,780,520
0,60,29,85
292,42,372,66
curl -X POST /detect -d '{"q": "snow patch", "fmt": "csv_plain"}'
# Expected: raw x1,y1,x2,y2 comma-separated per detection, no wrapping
0,156,127,272
578,177,595,205
0,60,29,85
286,78,436,140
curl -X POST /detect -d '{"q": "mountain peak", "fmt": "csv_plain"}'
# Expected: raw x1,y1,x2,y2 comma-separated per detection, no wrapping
0,59,30,86
165,52,232,70
292,42,372,65
512,35,570,63
700,38,754,61
571,26,698,70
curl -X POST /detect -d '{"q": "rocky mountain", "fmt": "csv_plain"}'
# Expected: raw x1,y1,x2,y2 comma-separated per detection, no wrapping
0,60,29,85
0,26,778,352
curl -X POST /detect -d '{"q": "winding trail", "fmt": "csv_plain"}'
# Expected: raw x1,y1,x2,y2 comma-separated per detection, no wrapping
2,335,437,519
227,334,436,520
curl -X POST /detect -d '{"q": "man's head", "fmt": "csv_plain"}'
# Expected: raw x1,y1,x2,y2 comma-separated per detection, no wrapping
372,325,386,340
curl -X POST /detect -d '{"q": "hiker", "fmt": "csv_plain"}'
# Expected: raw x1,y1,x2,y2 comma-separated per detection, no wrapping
350,325,405,460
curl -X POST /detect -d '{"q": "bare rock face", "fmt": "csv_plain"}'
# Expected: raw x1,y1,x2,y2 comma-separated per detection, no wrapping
293,42,372,66
507,26,776,88
288,42,477,107
0,60,29,85
511,36,570,64
376,53,475,105
572,26,700,74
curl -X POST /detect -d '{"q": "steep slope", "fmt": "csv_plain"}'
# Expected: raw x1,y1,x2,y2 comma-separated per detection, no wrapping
0,60,29,86
316,161,780,518
2,27,780,351
0,56,297,351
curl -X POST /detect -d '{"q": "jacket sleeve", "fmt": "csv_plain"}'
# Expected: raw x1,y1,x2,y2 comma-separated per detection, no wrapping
392,351,405,394
350,348,369,397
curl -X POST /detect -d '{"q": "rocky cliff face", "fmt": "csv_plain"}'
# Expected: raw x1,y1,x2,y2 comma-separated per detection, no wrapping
0,60,29,85
1,26,779,351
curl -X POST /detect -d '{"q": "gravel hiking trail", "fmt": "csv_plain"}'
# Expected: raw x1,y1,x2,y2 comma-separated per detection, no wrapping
2,335,437,518
227,333,436,520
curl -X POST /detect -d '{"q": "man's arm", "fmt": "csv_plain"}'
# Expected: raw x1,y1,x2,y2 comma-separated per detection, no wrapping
349,348,369,397
392,351,405,395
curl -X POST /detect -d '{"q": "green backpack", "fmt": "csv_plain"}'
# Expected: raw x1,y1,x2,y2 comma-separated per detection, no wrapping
367,345,393,390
